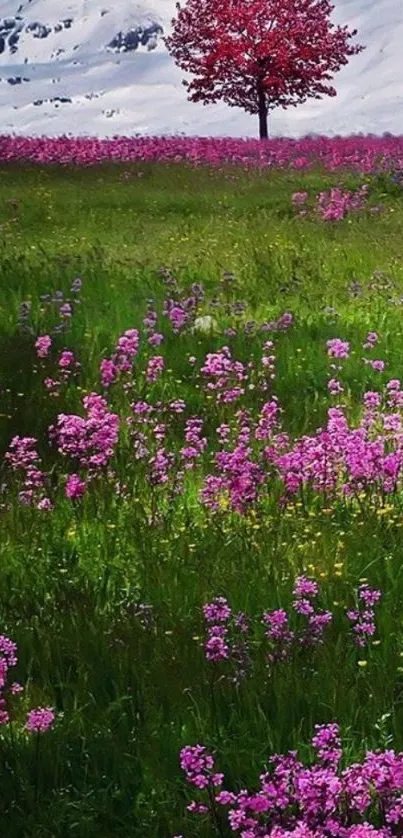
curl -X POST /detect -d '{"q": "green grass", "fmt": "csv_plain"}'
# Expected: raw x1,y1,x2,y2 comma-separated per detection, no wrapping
1,162,402,324
1,161,403,837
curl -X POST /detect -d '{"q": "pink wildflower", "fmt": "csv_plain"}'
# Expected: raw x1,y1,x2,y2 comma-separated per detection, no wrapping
25,707,55,733
65,474,86,500
35,335,52,358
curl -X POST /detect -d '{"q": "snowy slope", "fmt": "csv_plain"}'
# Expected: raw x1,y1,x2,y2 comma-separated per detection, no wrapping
0,0,402,138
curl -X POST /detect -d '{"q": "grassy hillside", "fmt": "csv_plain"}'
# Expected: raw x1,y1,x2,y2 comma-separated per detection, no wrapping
1,159,403,837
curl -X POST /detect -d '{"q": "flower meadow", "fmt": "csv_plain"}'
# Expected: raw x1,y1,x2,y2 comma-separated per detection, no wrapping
1,136,403,837
1,134,403,173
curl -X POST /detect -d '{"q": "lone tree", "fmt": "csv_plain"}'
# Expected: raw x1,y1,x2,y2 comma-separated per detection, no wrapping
163,0,365,139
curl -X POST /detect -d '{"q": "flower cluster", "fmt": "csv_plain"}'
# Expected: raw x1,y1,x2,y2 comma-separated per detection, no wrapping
100,328,140,388
203,577,380,680
267,390,403,500
263,576,332,662
201,442,265,513
292,185,371,221
328,377,344,396
0,634,20,724
43,349,80,397
347,584,382,647
162,283,204,335
363,358,385,373
201,346,248,404
317,184,369,221
292,575,333,647
7,277,403,518
262,609,294,663
181,418,207,469
1,633,54,733
146,355,165,384
2,136,403,175
177,724,403,837
203,596,231,663
143,301,164,346
326,338,350,359
49,393,120,497
363,332,379,351
4,436,52,510
292,191,309,206
25,707,55,733
203,597,251,683
258,340,276,391
180,745,224,814
35,334,52,358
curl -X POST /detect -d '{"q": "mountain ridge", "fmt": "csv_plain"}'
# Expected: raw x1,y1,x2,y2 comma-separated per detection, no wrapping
0,0,402,138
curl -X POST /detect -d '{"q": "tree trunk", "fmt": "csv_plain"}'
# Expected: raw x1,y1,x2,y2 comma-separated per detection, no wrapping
257,83,268,140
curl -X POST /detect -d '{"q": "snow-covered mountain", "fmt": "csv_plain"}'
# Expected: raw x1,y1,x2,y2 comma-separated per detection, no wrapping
0,0,402,138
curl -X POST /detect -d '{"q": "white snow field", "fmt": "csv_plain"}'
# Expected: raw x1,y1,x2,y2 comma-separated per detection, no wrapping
0,0,402,138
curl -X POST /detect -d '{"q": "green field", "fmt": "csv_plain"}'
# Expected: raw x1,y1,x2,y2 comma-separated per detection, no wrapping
1,160,403,837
